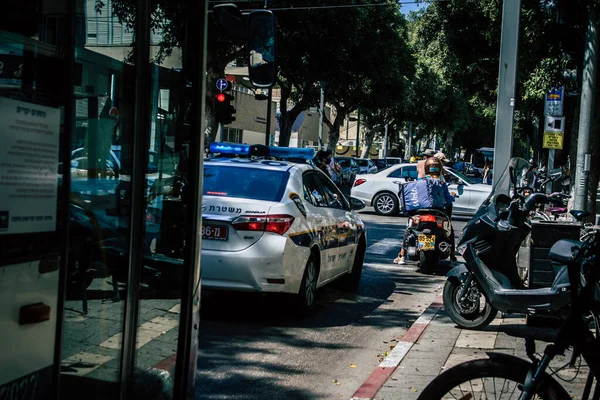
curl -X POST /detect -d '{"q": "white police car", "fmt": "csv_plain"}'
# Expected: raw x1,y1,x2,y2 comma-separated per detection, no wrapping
202,143,367,312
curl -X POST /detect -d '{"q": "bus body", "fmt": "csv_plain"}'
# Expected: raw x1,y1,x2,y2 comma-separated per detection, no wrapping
472,147,494,174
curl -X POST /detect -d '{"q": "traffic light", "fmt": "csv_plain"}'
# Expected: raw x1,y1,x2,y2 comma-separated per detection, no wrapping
215,92,236,125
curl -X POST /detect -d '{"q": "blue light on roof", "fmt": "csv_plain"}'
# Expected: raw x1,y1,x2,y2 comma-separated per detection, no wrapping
209,142,315,160
269,146,315,159
209,142,250,155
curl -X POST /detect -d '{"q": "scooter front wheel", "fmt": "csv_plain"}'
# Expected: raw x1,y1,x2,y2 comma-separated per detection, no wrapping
443,278,498,329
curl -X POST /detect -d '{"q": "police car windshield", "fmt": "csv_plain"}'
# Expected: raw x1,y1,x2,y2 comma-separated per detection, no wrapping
203,166,289,202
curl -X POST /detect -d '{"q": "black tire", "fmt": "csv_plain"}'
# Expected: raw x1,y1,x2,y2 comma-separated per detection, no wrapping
443,278,498,329
418,251,436,273
295,256,319,314
341,238,366,290
373,192,398,216
417,355,571,400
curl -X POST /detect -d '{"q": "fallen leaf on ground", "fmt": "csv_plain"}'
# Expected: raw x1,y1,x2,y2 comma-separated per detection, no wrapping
349,364,357,368
411,387,418,392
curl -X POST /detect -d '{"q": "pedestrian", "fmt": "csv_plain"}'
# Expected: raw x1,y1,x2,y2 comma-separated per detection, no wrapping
483,159,491,185
417,149,435,179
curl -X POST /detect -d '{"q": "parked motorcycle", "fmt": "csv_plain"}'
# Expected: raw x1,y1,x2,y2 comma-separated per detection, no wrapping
444,157,586,329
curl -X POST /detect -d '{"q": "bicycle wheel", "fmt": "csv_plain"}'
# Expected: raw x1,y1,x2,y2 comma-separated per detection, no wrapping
417,354,571,400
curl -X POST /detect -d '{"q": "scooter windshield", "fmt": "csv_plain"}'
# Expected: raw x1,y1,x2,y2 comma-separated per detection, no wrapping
471,157,530,220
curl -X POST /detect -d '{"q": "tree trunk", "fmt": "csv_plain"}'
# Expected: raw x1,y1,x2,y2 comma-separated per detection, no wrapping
278,85,305,147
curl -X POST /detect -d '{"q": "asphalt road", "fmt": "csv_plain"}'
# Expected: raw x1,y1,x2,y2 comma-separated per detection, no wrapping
195,206,469,399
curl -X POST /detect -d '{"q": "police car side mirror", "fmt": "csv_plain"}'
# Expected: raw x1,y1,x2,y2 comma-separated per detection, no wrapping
248,10,276,88
349,197,366,211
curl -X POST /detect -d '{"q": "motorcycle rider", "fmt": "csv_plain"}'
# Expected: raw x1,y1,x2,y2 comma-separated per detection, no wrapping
394,156,456,265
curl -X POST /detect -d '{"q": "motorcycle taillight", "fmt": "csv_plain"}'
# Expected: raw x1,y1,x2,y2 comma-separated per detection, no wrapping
419,215,436,223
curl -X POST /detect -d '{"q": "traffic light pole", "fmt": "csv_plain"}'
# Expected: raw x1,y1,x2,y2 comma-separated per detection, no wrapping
264,87,272,146
492,0,521,188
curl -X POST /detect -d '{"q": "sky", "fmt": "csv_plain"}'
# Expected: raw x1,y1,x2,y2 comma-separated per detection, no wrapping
399,1,428,15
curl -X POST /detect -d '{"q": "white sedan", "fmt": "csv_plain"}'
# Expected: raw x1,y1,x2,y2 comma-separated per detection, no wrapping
350,163,492,216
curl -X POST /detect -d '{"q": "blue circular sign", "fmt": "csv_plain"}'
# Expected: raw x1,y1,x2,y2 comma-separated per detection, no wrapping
216,79,228,91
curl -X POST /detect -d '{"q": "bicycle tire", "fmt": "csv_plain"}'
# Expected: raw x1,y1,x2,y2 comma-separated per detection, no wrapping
417,353,572,400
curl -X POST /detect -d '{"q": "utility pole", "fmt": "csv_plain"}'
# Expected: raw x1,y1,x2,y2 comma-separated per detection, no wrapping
384,123,388,160
264,87,272,146
492,0,521,187
355,110,360,157
318,82,325,150
573,5,598,211
407,122,413,159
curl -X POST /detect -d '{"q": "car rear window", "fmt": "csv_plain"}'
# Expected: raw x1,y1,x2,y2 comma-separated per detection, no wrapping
356,159,368,166
203,166,288,201
338,159,350,167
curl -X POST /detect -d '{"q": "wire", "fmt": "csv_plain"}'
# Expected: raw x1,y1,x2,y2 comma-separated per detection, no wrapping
209,0,450,12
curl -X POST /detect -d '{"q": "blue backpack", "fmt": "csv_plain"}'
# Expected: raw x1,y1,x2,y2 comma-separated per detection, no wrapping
400,179,449,212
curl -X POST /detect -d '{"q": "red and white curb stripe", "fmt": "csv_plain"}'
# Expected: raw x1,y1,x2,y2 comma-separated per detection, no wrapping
350,295,443,400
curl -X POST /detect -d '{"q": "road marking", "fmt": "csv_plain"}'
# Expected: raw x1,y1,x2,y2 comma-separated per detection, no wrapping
99,316,179,350
366,238,402,255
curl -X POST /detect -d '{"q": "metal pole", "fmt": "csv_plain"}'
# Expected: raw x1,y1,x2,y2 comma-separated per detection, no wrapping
384,123,388,160
120,0,151,395
492,0,521,187
408,122,413,159
219,123,224,142
574,5,598,211
547,149,555,194
318,82,325,149
355,110,360,157
265,87,273,146
345,117,349,140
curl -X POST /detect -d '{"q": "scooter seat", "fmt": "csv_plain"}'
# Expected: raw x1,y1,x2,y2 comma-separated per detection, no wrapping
570,209,590,221
548,239,581,264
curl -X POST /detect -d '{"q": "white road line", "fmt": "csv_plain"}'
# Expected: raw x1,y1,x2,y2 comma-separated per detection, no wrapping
366,238,402,255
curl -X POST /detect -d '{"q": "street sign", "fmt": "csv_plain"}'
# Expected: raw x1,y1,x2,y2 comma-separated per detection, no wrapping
545,116,565,132
216,78,228,91
543,131,564,149
544,87,564,117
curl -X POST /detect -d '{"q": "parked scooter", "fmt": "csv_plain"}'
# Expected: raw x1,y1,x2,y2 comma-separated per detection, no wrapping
444,157,586,329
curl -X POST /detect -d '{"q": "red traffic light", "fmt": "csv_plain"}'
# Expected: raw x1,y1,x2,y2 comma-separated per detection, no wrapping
216,93,226,102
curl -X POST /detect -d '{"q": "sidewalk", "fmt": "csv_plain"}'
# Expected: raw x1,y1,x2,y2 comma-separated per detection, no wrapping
352,298,589,400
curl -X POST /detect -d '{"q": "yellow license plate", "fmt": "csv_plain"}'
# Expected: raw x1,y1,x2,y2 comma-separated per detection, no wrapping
418,234,435,251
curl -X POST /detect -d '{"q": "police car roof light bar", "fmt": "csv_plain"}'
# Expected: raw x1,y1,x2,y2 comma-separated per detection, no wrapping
209,142,315,160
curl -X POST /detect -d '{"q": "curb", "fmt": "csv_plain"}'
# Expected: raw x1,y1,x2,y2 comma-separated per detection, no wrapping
350,295,443,400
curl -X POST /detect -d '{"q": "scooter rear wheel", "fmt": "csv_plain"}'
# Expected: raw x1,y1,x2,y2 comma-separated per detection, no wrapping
443,278,498,329
418,251,436,273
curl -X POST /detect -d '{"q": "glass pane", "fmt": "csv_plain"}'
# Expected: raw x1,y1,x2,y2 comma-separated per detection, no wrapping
60,0,131,394
132,54,188,397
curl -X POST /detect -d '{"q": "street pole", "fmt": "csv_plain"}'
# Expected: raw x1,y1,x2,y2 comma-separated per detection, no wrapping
384,123,388,160
407,122,413,159
318,82,325,150
264,87,273,146
574,5,598,211
355,110,360,157
492,0,521,187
